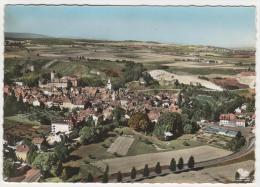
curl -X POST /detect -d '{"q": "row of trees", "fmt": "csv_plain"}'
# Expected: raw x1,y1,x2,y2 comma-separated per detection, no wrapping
85,156,195,183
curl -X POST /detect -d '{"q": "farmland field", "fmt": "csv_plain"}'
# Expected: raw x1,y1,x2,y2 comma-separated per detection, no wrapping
107,136,135,155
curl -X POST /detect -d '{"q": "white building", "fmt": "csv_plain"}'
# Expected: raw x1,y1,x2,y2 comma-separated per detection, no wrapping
14,82,24,86
51,121,72,135
32,100,41,107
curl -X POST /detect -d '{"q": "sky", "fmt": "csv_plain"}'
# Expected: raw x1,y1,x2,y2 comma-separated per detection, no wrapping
5,5,256,48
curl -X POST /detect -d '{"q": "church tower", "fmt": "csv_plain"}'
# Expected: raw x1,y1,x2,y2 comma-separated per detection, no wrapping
107,79,112,90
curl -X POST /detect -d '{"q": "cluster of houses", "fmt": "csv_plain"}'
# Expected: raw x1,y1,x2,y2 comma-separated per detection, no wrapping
198,102,255,138
3,138,44,182
4,70,184,136
4,72,187,181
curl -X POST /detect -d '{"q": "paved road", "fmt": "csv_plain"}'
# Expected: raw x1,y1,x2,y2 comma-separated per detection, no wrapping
108,136,255,183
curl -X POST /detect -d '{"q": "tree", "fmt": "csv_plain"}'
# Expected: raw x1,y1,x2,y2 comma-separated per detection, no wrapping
3,159,15,178
153,112,183,140
79,126,96,144
61,168,69,181
227,136,246,151
187,156,195,169
183,121,199,134
4,91,19,116
32,152,61,177
235,171,240,180
102,171,108,183
112,107,125,122
54,143,69,162
142,71,158,85
87,173,94,182
143,164,149,177
27,149,38,164
40,115,51,125
50,160,63,177
117,171,122,182
177,157,184,170
105,165,109,174
131,166,136,179
128,112,151,133
169,158,176,171
123,62,145,83
155,162,162,174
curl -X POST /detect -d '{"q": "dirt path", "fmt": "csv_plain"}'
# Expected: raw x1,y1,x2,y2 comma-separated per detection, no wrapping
43,59,58,69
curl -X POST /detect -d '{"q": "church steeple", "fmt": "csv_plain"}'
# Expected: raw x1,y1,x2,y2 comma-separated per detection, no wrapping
107,79,112,90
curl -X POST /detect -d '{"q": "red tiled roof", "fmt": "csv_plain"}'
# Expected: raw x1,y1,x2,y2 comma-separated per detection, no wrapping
16,144,30,153
32,137,44,145
219,113,236,121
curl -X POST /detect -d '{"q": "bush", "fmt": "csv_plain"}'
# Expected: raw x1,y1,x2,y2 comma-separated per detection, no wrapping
183,141,190,146
102,144,109,148
88,154,96,159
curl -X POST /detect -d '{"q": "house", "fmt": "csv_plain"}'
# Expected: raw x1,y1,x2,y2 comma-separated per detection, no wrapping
32,99,41,107
103,107,113,121
219,113,246,127
147,110,160,123
219,113,236,127
14,82,24,86
46,134,63,145
164,131,173,141
51,121,72,135
236,119,246,127
169,104,182,113
139,77,146,85
16,144,30,161
235,107,242,114
32,137,45,150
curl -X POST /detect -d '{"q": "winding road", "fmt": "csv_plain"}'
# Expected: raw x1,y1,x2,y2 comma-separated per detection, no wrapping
108,136,255,183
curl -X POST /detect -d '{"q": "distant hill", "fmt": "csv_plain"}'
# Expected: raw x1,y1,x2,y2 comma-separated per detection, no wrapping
5,32,50,39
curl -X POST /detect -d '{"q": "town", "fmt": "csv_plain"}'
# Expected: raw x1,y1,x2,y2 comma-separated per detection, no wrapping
3,35,256,183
